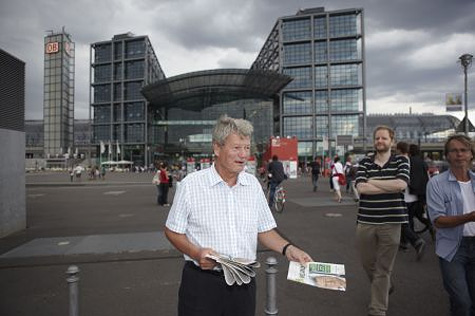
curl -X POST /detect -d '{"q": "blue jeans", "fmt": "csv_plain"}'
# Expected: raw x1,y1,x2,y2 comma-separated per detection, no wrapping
312,174,319,191
439,237,475,316
268,180,281,207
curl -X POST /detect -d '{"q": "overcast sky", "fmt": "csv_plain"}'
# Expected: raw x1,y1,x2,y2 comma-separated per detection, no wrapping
1,0,475,122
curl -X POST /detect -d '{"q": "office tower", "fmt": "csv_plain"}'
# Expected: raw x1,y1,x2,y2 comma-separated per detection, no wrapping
43,28,75,158
90,33,165,166
252,7,366,157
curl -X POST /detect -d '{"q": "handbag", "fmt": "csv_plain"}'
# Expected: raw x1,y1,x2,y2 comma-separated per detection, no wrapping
152,172,159,184
168,175,173,188
337,173,346,186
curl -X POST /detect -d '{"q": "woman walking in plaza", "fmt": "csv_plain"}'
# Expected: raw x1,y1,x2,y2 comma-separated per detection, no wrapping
331,156,344,203
158,162,170,206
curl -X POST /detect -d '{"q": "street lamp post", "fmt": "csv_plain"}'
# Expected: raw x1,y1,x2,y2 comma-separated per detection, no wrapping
459,53,473,135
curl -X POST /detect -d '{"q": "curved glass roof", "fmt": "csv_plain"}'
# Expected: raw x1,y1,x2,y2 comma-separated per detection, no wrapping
141,69,292,111
367,114,460,134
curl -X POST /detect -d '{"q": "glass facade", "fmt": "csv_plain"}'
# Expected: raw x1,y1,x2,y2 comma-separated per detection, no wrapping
43,31,75,157
91,33,165,166
252,7,365,159
150,99,273,158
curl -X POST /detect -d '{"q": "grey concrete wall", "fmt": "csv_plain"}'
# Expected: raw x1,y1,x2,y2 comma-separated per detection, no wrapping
0,128,26,237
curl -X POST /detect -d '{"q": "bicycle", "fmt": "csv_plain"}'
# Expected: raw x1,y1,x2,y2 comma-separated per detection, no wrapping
271,184,286,213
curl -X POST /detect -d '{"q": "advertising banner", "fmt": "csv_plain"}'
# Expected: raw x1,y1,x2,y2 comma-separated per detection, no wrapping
446,93,463,112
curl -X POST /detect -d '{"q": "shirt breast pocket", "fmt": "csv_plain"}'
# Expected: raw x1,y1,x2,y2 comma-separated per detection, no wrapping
238,206,258,233
443,198,457,216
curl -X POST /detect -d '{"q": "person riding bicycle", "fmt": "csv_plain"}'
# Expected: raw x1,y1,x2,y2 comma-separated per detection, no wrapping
267,155,287,208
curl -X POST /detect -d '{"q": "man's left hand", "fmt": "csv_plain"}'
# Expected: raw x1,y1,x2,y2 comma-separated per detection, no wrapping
286,246,313,264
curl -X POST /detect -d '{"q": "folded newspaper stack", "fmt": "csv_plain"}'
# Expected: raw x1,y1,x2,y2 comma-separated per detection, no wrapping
287,261,346,291
206,254,261,286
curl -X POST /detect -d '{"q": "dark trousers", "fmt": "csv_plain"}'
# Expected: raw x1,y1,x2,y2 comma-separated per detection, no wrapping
400,223,423,247
156,185,161,204
312,174,319,191
178,261,256,316
159,183,169,205
268,180,281,207
407,200,432,232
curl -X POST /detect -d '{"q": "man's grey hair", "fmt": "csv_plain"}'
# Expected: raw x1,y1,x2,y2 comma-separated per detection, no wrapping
212,115,254,145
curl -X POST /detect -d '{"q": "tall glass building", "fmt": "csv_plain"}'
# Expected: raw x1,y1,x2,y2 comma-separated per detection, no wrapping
43,29,75,158
90,33,165,166
252,7,366,158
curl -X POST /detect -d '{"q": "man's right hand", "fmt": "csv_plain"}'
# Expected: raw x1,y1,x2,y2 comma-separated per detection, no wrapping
164,228,218,270
196,247,218,270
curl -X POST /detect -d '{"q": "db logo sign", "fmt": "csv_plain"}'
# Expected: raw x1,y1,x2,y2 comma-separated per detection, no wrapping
45,42,59,54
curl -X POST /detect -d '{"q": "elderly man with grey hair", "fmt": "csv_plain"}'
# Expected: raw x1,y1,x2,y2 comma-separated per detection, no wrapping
165,115,312,316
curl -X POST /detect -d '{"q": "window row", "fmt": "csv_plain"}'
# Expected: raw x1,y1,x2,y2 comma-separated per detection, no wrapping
282,14,359,42
283,39,359,65
282,115,359,140
44,107,74,116
93,61,145,83
282,89,361,114
44,67,72,76
44,75,73,84
44,57,70,67
284,65,361,89
93,102,145,123
94,124,144,143
94,82,144,103
44,81,73,92
94,40,146,63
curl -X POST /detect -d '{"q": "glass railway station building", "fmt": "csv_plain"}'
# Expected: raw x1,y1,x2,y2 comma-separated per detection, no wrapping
87,6,366,166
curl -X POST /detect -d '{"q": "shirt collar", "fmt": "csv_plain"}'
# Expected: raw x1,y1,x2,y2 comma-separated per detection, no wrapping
368,153,398,168
447,169,475,182
208,163,250,187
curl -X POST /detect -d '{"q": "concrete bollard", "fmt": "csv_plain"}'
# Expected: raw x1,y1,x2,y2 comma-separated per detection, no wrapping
265,257,278,315
66,265,80,316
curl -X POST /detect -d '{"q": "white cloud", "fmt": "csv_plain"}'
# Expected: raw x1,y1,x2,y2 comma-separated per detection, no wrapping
404,33,475,70
366,29,428,50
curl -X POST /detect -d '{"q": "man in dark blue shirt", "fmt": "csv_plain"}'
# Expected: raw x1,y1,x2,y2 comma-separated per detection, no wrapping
267,155,286,207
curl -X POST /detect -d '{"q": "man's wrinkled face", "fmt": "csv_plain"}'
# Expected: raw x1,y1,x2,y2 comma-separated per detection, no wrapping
446,139,473,170
213,133,250,176
373,129,393,154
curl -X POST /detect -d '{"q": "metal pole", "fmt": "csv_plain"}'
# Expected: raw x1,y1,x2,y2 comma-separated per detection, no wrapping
459,54,473,135
464,65,469,135
66,265,80,316
360,8,367,152
265,257,278,315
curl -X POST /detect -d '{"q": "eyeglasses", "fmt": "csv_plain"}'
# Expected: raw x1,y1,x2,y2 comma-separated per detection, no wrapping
448,148,471,154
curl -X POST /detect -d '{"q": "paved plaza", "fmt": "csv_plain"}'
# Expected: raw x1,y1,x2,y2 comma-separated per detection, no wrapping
0,171,447,316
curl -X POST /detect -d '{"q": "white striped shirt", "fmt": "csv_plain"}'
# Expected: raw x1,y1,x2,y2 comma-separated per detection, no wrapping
166,164,277,261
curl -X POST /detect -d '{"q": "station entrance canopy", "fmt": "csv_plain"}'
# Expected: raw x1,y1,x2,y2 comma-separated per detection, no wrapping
141,69,292,111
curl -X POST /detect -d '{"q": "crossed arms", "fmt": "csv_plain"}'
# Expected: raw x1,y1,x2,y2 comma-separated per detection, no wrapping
356,178,407,195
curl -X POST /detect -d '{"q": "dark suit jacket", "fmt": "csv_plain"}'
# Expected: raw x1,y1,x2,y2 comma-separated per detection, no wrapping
409,156,429,197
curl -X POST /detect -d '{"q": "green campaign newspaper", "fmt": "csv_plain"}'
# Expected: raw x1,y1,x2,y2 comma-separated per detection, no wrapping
287,261,346,291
